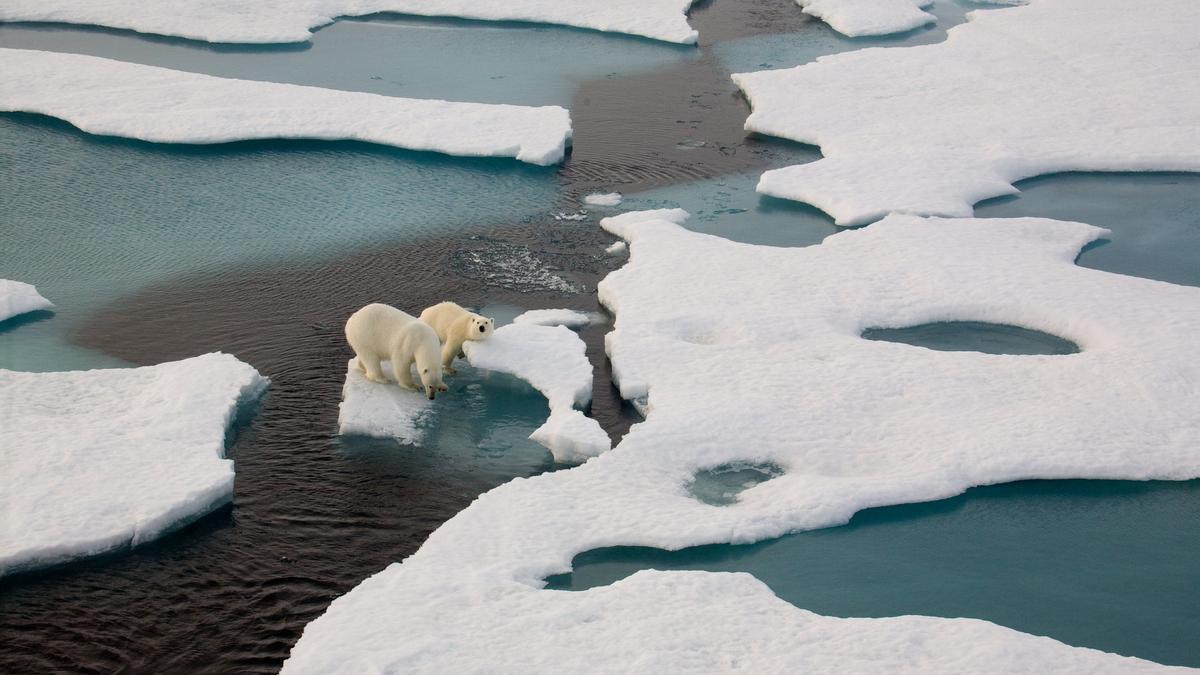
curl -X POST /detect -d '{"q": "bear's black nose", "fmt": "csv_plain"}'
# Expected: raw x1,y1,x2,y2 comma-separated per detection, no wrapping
479,325,486,333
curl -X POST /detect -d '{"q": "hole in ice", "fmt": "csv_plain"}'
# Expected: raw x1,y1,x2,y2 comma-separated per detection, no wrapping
861,322,1079,355
544,479,1200,668
687,461,784,506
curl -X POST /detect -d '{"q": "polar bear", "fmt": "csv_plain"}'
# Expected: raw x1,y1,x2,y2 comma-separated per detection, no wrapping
419,301,495,375
345,303,448,400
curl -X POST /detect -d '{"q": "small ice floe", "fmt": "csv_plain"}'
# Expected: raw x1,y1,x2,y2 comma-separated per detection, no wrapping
0,353,267,577
553,211,589,221
337,359,434,445
0,48,572,165
795,0,936,37
732,0,1200,225
512,308,601,329
285,208,1200,672
0,279,53,323
464,323,607,463
605,240,628,255
583,192,623,207
0,0,700,45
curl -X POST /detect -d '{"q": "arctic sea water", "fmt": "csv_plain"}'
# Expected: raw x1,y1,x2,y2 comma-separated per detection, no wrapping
2,2,1197,671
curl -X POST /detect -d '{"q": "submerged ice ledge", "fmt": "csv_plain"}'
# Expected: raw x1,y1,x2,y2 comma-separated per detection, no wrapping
0,49,572,165
733,0,1200,224
0,353,267,577
0,279,53,323
0,0,699,45
284,210,1200,671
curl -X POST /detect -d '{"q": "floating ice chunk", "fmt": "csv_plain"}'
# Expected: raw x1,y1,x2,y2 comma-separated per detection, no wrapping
0,353,266,576
554,211,589,221
605,241,628,255
285,210,1200,671
0,279,53,323
0,49,572,165
530,409,610,463
512,308,600,329
337,358,433,445
464,323,606,461
732,0,1200,224
583,192,623,207
795,0,934,37
0,0,699,45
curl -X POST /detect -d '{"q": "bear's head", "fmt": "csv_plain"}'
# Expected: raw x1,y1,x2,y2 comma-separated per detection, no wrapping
418,365,449,400
470,315,495,340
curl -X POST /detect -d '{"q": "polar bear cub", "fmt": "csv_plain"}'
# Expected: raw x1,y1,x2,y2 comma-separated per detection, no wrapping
345,303,448,400
419,301,495,374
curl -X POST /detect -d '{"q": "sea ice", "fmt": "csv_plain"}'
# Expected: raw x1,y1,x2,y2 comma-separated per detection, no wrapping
0,0,699,45
512,308,600,329
0,48,572,165
732,0,1200,225
583,192,623,207
795,0,934,37
464,322,607,462
0,279,52,323
605,241,628,255
284,209,1200,670
337,358,433,445
0,353,267,576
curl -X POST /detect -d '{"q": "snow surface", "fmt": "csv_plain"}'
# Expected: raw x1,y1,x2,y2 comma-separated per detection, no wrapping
337,358,433,445
0,353,266,576
0,0,699,45
0,279,53,323
795,0,934,37
512,308,600,329
464,322,607,462
583,192,623,207
606,240,628,255
732,0,1200,225
284,210,1200,671
0,49,572,165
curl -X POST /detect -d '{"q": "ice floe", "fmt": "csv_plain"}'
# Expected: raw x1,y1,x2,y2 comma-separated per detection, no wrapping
795,0,934,37
583,192,623,207
0,0,699,45
284,209,1200,671
464,322,607,462
0,353,266,576
0,279,53,323
733,0,1200,225
0,48,572,165
605,241,628,255
512,308,600,329
337,358,433,445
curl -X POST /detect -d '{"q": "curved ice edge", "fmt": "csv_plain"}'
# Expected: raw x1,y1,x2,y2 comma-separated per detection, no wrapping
0,358,270,579
0,2,701,46
0,49,573,166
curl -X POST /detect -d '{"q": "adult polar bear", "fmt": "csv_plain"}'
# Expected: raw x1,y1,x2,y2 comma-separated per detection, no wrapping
345,303,448,400
419,301,494,374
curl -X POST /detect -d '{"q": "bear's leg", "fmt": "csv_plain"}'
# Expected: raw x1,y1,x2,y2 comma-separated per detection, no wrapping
393,356,417,390
441,339,460,375
359,353,389,384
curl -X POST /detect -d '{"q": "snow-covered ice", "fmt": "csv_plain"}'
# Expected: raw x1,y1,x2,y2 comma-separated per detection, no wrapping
733,0,1200,225
0,353,266,576
0,279,53,323
512,308,600,329
606,241,628,255
795,0,934,37
0,0,699,45
464,322,607,462
0,49,572,165
337,358,433,445
553,211,589,221
583,192,623,207
284,209,1200,671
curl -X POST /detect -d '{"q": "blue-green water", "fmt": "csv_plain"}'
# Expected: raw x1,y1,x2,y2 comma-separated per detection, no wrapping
546,479,1200,667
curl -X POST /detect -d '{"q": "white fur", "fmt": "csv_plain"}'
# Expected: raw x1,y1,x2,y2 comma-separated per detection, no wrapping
419,301,495,374
345,303,447,400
